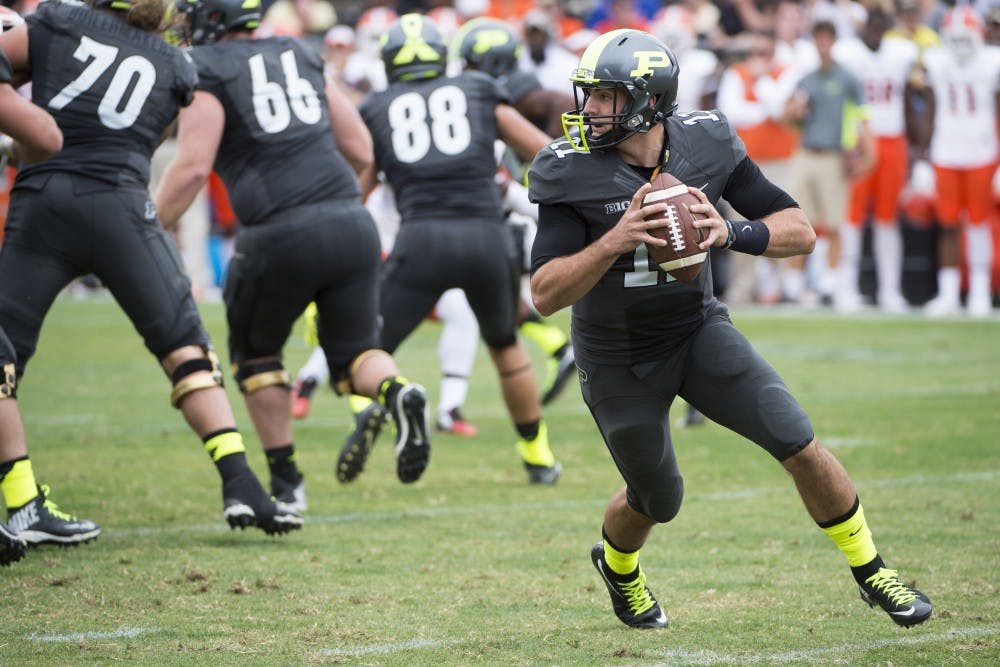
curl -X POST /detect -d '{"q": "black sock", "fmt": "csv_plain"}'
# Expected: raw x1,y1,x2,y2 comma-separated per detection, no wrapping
515,420,540,441
266,444,302,483
213,451,250,483
851,554,886,586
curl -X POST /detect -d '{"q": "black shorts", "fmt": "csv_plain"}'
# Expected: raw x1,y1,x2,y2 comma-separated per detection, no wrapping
0,174,208,374
224,200,382,374
577,302,814,520
379,219,519,351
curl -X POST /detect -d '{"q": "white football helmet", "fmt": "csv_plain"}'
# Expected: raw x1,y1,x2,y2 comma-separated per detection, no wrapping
942,6,985,62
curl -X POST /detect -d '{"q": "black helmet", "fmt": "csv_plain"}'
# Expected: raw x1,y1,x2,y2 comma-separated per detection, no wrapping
452,17,521,79
176,0,261,46
381,13,447,83
562,29,680,151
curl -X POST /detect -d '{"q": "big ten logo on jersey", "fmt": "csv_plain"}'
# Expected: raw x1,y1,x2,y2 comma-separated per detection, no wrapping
629,50,672,78
388,86,471,163
605,199,630,215
249,50,322,134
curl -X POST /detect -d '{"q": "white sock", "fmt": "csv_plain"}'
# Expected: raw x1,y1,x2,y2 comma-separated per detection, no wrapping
936,267,961,304
436,288,479,380
966,224,994,301
873,223,903,301
838,225,862,297
298,346,330,384
438,375,469,417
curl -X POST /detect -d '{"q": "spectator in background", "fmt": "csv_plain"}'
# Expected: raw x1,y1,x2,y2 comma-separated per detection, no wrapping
773,0,819,75
591,0,653,33
652,4,720,112
786,20,875,309
718,31,805,305
340,5,396,96
886,0,940,52
807,0,868,41
520,8,580,93
321,24,362,103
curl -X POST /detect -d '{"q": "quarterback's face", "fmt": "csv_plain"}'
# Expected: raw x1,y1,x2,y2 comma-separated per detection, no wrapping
582,88,618,136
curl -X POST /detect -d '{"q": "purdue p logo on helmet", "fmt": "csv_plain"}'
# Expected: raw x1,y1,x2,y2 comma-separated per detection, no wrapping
562,29,680,152
452,17,522,79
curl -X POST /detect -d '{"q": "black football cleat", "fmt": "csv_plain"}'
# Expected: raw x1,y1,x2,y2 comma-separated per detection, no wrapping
0,520,27,565
269,472,307,514
6,485,100,547
591,542,668,629
336,401,389,483
389,384,431,484
222,472,302,536
859,567,932,627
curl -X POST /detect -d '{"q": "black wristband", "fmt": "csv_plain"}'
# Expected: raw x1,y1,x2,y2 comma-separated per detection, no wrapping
727,219,770,256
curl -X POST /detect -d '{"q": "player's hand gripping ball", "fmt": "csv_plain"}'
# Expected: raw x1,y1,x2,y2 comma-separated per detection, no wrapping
642,172,708,282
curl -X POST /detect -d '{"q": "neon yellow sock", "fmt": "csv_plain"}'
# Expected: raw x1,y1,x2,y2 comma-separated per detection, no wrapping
2,458,39,508
515,421,555,467
604,539,640,576
348,393,374,415
821,503,878,567
519,320,568,357
203,431,246,462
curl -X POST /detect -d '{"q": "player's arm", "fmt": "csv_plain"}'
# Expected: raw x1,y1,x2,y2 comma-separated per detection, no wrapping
0,85,61,162
154,90,224,230
530,183,670,316
496,103,551,163
0,25,61,162
325,72,373,177
689,156,815,259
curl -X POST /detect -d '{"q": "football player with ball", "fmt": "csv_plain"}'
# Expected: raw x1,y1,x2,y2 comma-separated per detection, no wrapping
529,29,931,629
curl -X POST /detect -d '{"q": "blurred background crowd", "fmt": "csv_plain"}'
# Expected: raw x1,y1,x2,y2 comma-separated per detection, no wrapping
2,0,999,317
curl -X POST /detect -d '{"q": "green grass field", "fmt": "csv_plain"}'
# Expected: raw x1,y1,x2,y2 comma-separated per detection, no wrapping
2,296,998,665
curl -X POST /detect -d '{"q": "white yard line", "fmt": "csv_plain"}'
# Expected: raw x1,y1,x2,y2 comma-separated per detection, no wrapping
30,626,158,642
653,625,999,665
320,639,445,657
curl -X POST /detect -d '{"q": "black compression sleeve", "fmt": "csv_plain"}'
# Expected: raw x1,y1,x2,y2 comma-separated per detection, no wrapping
723,156,799,220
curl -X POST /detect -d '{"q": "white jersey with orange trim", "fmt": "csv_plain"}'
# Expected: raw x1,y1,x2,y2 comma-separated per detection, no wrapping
924,44,1000,169
834,36,918,137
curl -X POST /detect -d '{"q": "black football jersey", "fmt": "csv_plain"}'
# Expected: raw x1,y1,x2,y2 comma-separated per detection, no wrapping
17,1,196,190
359,70,507,224
529,110,749,365
191,37,359,227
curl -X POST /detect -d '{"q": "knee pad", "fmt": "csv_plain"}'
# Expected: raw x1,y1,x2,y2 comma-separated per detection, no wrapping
627,479,684,524
233,359,289,395
1,363,16,400
170,348,224,408
333,349,391,395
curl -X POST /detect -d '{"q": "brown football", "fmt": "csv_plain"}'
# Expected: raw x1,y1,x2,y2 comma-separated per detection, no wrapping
642,172,707,283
